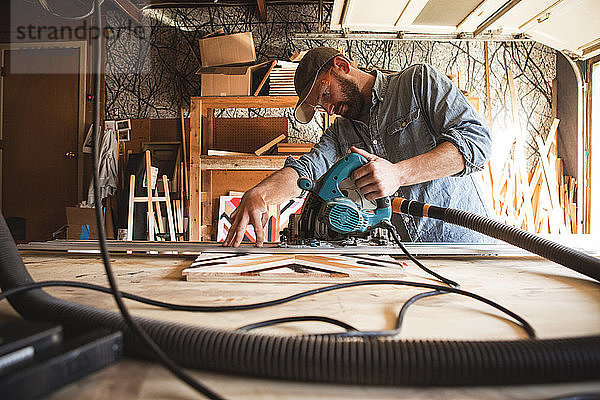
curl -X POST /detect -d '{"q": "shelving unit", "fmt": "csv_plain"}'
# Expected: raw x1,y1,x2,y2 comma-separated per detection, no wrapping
189,96,299,241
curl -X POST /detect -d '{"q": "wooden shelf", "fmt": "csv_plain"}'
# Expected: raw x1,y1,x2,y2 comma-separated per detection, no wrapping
190,95,298,110
201,155,290,170
189,96,299,241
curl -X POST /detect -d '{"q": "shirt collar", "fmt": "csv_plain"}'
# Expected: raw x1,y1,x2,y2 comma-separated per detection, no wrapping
370,69,387,105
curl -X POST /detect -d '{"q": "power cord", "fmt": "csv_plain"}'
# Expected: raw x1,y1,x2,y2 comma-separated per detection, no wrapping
88,1,223,398
0,279,536,339
383,220,459,287
237,316,358,332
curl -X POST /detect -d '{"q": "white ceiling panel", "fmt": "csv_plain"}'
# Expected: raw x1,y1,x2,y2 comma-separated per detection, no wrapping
412,0,482,27
330,0,600,59
330,0,412,31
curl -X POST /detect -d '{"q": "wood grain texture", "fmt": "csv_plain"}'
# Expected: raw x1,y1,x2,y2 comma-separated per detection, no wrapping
183,254,404,283
1,252,599,399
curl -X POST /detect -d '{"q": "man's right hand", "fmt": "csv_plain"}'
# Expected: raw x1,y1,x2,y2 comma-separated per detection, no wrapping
222,188,268,247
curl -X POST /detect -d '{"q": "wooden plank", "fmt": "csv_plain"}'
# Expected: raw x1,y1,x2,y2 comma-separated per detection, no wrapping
201,155,289,170
207,150,253,156
189,98,202,241
253,60,276,96
256,0,267,21
145,150,155,241
183,253,404,283
191,96,298,109
127,174,135,241
535,136,565,233
163,175,176,241
133,197,167,203
570,203,577,233
205,108,214,155
255,133,286,156
154,188,165,234
484,41,493,131
180,108,189,205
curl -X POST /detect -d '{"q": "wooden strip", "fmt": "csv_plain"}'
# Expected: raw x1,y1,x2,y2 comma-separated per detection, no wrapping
256,0,267,21
253,60,276,96
163,175,176,241
255,133,286,156
180,108,189,206
190,96,298,109
133,197,167,202
570,203,577,234
145,150,155,241
154,188,165,234
484,41,493,131
535,136,565,233
175,199,184,234
189,98,201,241
207,150,253,156
180,161,185,237
183,254,403,283
127,174,135,241
201,156,288,170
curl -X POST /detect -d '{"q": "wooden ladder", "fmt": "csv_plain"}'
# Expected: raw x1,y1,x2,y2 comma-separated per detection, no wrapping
127,150,177,241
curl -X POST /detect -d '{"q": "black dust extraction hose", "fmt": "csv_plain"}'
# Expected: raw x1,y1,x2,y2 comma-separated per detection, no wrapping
3,213,600,386
391,197,600,282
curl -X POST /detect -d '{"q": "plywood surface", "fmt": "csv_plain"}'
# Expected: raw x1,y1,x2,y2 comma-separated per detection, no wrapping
1,251,599,399
183,253,406,282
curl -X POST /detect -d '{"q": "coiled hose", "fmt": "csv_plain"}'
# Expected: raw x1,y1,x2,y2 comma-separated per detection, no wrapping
2,209,600,386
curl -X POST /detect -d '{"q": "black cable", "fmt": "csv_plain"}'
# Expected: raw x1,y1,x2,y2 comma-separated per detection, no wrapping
382,221,458,334
384,221,459,287
394,290,446,332
0,279,536,339
88,2,223,398
237,316,358,332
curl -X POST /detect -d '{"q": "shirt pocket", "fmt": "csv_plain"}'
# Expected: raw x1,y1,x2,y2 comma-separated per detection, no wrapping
386,107,435,157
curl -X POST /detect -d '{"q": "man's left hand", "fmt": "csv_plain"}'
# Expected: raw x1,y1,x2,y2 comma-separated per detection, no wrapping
350,146,399,200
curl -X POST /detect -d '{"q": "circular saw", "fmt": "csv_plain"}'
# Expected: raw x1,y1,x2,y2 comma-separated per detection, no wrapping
281,152,392,245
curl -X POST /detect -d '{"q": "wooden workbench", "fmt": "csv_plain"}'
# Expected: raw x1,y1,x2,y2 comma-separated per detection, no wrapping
2,250,600,399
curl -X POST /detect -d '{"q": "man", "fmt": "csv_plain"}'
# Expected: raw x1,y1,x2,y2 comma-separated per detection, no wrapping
223,47,491,247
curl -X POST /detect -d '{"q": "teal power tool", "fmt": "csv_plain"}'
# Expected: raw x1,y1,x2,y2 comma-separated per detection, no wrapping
282,152,392,244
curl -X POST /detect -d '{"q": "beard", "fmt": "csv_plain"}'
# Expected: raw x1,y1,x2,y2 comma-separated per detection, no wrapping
333,72,364,120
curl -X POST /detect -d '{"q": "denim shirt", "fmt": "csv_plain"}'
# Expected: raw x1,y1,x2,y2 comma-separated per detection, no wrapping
285,64,493,243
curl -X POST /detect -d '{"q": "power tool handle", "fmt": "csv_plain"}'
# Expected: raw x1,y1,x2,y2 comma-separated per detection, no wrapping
376,196,391,210
351,153,391,211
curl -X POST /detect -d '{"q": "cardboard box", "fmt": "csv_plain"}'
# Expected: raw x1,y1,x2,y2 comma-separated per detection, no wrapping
65,206,115,240
198,61,275,96
198,31,256,67
66,207,98,240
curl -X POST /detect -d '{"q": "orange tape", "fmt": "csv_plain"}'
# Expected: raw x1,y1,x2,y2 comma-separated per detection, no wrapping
391,197,405,214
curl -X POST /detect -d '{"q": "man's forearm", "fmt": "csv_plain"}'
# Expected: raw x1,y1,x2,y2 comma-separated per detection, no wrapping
251,166,302,204
396,141,465,186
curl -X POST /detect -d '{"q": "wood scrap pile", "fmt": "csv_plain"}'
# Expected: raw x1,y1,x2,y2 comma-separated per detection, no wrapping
480,118,577,234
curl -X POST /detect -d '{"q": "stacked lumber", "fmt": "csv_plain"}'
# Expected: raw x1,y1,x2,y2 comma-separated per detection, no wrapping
268,60,297,96
481,118,577,234
276,142,314,155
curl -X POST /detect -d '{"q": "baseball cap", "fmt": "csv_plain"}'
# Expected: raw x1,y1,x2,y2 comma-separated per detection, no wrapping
294,47,343,124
